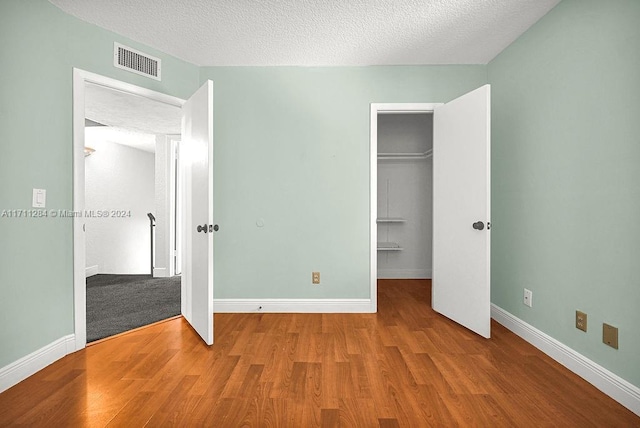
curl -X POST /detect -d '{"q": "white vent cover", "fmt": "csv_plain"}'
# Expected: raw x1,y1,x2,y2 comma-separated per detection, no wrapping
113,42,161,81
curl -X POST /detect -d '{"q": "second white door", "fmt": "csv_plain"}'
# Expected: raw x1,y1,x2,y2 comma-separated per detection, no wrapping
181,80,215,345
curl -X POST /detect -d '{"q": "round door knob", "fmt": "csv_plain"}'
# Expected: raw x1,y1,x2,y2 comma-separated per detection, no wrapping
213,224,219,232
197,224,208,233
472,221,485,230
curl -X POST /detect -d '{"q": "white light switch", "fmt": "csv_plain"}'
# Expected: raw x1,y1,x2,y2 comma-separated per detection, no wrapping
32,188,46,208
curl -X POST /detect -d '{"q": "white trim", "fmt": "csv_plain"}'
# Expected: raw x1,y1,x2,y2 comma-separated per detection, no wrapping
153,267,168,278
214,299,374,313
377,269,432,279
167,135,181,277
73,68,185,352
370,105,378,312
0,335,75,393
370,103,442,313
491,304,640,417
72,69,87,350
373,103,441,113
85,265,99,277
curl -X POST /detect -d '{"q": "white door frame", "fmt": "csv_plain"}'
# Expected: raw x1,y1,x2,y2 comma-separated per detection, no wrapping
167,135,182,277
72,68,185,350
369,103,441,312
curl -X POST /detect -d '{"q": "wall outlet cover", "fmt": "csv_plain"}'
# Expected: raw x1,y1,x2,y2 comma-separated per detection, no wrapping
576,310,587,332
603,323,619,349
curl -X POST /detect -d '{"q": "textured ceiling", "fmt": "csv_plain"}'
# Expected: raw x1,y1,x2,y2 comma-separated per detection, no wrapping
85,83,181,153
49,0,560,66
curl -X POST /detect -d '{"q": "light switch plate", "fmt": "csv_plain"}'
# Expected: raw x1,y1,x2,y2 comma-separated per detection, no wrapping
32,189,46,208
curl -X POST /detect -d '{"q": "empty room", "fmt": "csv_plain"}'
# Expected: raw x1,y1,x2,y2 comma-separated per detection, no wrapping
0,0,638,426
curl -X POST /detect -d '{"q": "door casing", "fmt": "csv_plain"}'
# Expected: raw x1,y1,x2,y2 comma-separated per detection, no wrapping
369,103,441,312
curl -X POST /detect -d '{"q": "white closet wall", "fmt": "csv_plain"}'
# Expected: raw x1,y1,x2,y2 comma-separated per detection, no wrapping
377,113,433,279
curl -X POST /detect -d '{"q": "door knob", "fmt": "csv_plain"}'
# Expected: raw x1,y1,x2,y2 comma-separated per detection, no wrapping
472,221,485,230
213,224,219,232
197,224,208,233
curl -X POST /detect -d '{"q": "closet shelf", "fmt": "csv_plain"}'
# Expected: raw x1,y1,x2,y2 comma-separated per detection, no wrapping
377,217,406,223
378,149,432,160
377,242,403,251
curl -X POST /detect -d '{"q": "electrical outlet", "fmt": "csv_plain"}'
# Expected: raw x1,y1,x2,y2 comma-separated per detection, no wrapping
312,272,320,284
603,323,619,349
576,310,587,332
523,288,533,307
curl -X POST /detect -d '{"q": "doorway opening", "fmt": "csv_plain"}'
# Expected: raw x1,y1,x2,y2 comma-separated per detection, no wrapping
82,82,183,342
72,69,187,349
376,112,434,279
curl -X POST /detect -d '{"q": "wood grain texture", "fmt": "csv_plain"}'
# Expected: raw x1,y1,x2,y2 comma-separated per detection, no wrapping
0,280,637,427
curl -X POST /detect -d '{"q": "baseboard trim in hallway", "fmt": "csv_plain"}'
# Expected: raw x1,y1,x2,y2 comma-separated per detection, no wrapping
491,304,640,416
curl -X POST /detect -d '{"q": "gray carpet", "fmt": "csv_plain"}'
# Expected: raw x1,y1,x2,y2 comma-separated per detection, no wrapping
86,274,181,343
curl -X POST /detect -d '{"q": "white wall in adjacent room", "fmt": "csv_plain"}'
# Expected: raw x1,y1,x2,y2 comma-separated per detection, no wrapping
85,136,155,275
153,134,180,278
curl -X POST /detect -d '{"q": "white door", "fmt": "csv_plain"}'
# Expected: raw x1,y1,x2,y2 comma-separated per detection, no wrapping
181,80,214,345
432,84,491,338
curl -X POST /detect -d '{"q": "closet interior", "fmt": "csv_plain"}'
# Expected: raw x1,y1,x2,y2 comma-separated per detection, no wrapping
377,112,433,279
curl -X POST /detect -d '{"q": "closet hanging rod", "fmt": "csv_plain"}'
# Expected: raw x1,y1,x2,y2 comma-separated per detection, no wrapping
378,149,432,160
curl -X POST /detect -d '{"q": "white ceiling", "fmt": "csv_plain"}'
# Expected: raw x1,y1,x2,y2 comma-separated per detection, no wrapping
85,83,181,153
49,0,560,66
85,126,159,154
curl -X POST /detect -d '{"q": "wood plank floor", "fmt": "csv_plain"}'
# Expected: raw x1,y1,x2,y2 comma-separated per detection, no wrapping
0,280,637,427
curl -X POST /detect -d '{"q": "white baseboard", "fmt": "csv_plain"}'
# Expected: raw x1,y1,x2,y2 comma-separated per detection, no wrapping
491,304,640,417
214,298,374,313
0,334,75,393
85,265,99,277
377,269,431,279
153,267,168,278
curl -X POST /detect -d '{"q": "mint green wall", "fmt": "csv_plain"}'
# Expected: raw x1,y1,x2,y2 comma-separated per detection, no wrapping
489,0,640,387
0,0,199,368
201,66,486,299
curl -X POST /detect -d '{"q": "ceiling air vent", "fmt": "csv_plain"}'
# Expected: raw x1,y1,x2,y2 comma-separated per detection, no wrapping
113,42,161,81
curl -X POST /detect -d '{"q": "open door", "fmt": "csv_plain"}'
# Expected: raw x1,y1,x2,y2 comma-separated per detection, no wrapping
432,85,491,338
181,80,214,345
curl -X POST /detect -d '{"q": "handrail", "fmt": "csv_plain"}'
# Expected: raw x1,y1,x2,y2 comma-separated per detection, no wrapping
147,213,155,275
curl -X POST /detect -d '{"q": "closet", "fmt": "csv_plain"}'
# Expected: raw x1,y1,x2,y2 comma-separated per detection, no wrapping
377,112,433,279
